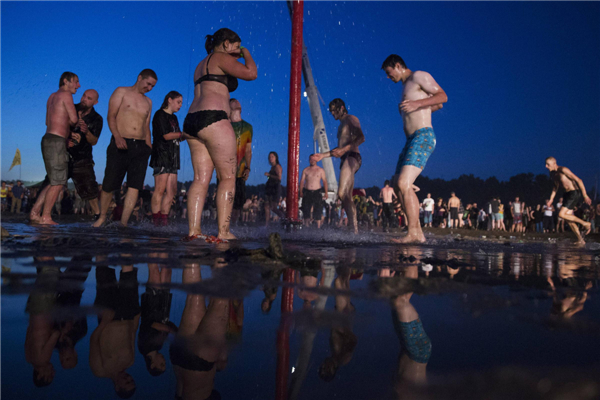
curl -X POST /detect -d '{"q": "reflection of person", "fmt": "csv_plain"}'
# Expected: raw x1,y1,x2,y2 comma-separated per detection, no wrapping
382,55,447,243
25,262,60,387
94,69,157,228
318,267,357,382
545,156,593,246
229,98,253,225
150,91,184,226
314,99,365,234
264,152,285,227
171,263,228,400
261,269,283,314
139,254,177,376
90,264,141,398
391,266,431,394
183,28,257,241
299,154,328,228
67,89,103,218
30,72,80,225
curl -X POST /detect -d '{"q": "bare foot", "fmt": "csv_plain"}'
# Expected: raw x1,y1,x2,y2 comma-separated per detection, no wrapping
583,222,592,236
92,217,106,228
29,211,42,224
39,216,58,226
391,232,426,244
218,232,237,241
574,239,586,247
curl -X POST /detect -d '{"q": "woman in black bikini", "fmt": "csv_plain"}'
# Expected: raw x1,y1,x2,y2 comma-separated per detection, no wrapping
183,28,257,241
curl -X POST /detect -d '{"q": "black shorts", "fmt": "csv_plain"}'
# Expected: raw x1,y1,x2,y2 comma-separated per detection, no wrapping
302,189,322,220
102,138,151,192
450,207,459,220
563,190,582,210
94,267,140,321
233,177,246,210
69,159,99,200
153,166,178,176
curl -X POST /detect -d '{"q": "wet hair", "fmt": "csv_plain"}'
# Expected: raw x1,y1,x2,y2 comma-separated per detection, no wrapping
545,156,556,163
384,180,390,186
33,369,53,387
269,151,280,166
59,72,78,88
138,69,158,81
116,387,136,399
329,98,346,113
381,54,407,70
160,91,182,110
205,28,241,54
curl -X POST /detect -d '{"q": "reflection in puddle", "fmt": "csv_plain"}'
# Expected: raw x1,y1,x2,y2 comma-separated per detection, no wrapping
2,223,600,399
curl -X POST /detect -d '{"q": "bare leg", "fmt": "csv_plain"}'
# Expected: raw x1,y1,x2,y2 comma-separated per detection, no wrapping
201,121,237,240
560,208,590,243
338,158,360,234
92,191,114,227
264,202,271,227
40,185,63,225
393,166,425,243
88,198,100,215
30,185,50,223
151,173,168,215
187,139,214,237
160,174,178,215
120,188,139,226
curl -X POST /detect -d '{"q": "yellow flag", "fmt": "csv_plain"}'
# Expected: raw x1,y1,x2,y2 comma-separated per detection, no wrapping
9,149,21,171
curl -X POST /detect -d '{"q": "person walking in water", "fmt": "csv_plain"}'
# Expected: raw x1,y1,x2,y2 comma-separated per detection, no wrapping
545,157,592,246
381,54,447,243
182,28,257,241
380,180,397,232
299,154,329,228
314,98,365,234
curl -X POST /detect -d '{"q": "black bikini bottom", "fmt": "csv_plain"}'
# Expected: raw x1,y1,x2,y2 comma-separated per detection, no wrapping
169,340,215,372
340,151,362,172
183,110,229,137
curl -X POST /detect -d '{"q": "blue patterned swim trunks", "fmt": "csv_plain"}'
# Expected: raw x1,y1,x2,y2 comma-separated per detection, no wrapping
398,318,432,364
394,127,436,174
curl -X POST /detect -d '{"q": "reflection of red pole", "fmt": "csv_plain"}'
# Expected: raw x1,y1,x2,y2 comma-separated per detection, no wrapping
276,268,296,400
286,0,304,222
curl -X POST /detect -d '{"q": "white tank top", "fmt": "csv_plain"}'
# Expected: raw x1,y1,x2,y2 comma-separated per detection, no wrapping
513,202,522,213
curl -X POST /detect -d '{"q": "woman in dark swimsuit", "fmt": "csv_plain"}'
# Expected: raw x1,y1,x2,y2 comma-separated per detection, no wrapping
264,151,284,227
183,28,257,241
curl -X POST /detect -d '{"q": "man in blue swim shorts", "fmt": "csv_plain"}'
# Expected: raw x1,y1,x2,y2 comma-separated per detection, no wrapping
382,54,447,243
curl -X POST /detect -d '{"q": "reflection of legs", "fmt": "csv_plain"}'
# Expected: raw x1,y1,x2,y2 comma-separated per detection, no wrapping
187,140,214,237
338,159,358,234
202,121,237,240
92,191,114,227
151,174,168,214
121,188,139,227
394,166,425,243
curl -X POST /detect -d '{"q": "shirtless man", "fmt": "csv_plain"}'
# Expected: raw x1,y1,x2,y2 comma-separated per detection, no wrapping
545,157,592,246
314,99,365,234
30,72,80,225
380,180,397,232
447,192,461,229
299,154,328,228
382,54,447,243
93,69,157,227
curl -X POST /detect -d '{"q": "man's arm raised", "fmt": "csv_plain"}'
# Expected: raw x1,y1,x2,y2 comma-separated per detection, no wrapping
107,88,127,149
560,167,591,205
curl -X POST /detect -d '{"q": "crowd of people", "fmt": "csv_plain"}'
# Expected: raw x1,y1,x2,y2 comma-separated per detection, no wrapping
7,26,596,246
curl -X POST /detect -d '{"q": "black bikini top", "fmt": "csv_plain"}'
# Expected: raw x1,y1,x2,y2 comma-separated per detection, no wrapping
194,53,238,93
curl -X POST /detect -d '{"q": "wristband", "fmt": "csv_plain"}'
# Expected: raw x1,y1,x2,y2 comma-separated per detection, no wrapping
179,132,183,141
239,46,245,59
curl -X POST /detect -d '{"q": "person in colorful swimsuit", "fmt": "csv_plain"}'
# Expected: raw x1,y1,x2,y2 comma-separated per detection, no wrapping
182,28,257,241
382,54,447,243
545,156,592,246
313,98,365,234
229,98,253,225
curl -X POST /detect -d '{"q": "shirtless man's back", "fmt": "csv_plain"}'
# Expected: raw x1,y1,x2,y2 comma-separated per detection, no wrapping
380,180,397,232
30,72,80,225
448,193,460,229
94,69,157,228
314,98,365,234
300,154,329,227
382,54,447,243
545,157,592,246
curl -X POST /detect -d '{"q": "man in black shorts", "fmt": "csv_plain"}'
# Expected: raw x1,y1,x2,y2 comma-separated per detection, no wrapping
546,156,592,246
67,89,103,218
299,154,328,228
93,70,157,227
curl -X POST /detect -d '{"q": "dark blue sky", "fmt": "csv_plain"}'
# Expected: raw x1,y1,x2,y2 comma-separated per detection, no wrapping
2,1,599,191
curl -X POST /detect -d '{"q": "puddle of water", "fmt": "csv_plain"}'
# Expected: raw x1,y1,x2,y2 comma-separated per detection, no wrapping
2,221,600,399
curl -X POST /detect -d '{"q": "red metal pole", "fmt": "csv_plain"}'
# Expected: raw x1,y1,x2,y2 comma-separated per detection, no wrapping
286,0,304,222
